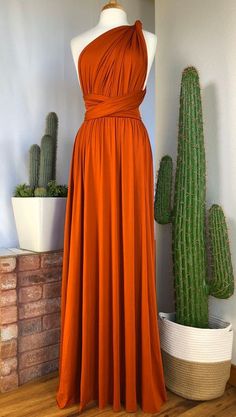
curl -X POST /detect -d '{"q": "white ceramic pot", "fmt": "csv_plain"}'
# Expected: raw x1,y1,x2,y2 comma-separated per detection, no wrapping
11,197,67,252
159,312,233,401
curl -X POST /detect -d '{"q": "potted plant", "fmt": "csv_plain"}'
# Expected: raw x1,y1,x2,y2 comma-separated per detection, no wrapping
154,67,234,401
12,112,68,252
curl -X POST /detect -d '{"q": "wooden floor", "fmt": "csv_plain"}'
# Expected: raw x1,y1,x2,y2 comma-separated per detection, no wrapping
1,371,236,417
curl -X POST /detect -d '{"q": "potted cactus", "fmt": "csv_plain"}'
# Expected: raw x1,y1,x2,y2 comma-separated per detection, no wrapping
155,67,234,401
11,112,68,252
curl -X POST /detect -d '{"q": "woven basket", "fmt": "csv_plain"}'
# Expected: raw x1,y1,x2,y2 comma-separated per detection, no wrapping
159,312,233,401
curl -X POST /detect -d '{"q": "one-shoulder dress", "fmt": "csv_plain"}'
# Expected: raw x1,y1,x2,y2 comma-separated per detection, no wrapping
56,19,167,414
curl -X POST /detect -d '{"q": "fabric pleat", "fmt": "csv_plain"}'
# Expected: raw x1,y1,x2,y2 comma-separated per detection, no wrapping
56,19,167,413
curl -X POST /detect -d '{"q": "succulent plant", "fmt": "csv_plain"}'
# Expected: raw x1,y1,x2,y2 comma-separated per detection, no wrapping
13,183,34,197
14,112,68,198
154,66,234,328
45,112,58,181
34,187,47,197
29,144,40,188
27,112,58,192
38,134,54,188
47,180,68,197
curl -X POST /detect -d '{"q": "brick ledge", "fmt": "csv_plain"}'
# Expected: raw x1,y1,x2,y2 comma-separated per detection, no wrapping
0,248,63,392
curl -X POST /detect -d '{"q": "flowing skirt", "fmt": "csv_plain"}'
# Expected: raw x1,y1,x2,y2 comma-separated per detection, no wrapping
56,116,167,413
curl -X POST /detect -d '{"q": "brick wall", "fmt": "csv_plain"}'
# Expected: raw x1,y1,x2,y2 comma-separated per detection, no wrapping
0,250,63,392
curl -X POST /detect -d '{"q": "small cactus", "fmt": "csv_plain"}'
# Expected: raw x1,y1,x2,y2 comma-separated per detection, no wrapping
14,111,66,198
208,204,234,298
45,112,58,180
29,144,40,188
38,135,54,188
34,187,47,197
154,155,173,224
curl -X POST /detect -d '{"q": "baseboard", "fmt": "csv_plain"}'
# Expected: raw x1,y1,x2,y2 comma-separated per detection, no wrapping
229,364,236,387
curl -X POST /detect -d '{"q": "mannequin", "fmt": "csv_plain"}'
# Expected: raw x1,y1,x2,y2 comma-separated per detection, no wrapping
70,1,157,90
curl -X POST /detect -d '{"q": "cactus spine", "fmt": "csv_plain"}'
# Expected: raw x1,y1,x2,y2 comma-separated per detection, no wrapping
154,67,234,328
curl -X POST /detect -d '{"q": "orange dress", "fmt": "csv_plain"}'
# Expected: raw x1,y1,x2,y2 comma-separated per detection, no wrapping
56,19,167,413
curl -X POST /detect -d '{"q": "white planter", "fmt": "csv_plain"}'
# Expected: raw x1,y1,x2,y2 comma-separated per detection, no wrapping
159,312,233,401
11,197,67,252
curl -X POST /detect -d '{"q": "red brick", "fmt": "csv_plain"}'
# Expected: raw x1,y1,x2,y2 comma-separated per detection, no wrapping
19,285,42,303
42,312,60,330
18,317,42,337
19,359,58,385
0,273,17,290
18,267,62,287
0,371,18,392
19,297,61,319
41,251,63,268
0,289,17,307
18,254,40,271
0,257,16,273
0,357,17,376
0,306,17,325
43,282,61,299
1,339,17,359
1,323,18,341
19,328,60,352
19,343,59,369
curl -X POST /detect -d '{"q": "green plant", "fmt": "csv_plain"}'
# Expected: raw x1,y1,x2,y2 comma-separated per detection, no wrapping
154,155,173,224
13,112,68,198
38,134,55,188
47,180,68,197
208,204,234,298
45,112,58,181
13,183,34,197
28,112,57,189
29,144,40,188
34,187,47,197
154,66,234,329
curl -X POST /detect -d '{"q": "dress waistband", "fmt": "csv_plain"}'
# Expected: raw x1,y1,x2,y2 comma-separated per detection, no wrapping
83,89,146,121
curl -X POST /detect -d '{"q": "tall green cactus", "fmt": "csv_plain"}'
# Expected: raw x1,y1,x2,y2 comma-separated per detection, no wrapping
45,112,58,180
29,144,40,188
154,66,234,328
38,134,54,188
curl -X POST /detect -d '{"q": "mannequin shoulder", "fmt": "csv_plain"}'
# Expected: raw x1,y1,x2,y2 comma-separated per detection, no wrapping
142,29,157,52
70,31,90,54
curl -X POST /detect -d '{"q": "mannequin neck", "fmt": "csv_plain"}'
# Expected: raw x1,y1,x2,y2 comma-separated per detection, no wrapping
98,8,129,28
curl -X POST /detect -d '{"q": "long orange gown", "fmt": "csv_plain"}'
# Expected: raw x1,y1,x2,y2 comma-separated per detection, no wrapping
56,19,167,413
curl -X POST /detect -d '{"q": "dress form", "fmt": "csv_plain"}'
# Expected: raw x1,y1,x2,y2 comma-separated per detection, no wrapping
70,8,157,89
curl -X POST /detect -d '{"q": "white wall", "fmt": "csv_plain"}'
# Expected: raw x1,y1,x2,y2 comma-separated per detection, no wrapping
0,0,156,248
155,0,236,363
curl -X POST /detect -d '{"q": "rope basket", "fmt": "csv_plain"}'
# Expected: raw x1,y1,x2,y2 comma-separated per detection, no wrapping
159,312,233,401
